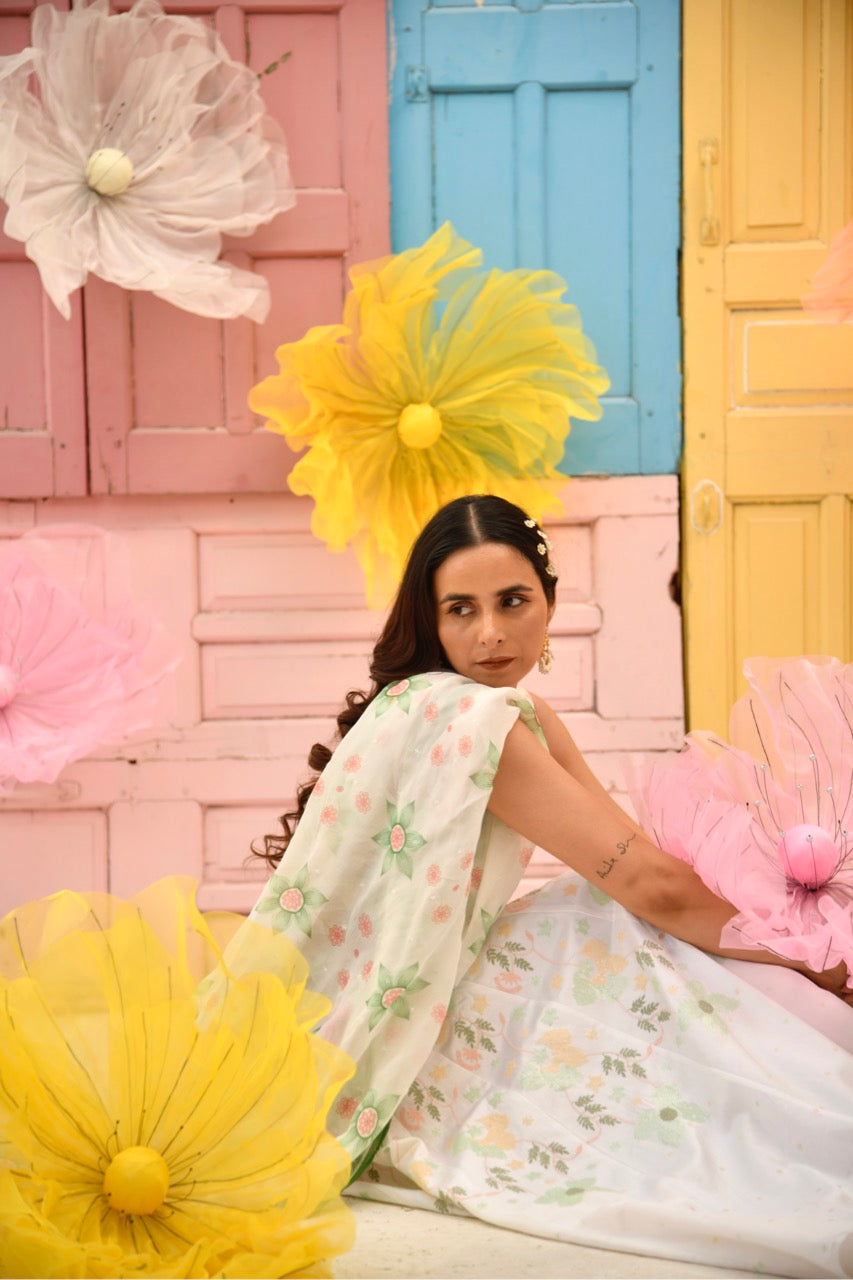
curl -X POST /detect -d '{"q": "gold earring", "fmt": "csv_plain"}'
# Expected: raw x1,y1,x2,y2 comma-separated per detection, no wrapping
538,631,553,675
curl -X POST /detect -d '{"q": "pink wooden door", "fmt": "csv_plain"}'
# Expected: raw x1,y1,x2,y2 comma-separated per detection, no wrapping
0,4,87,499
0,0,389,499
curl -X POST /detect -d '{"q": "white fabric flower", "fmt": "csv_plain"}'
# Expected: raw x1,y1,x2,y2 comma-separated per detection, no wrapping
0,0,295,321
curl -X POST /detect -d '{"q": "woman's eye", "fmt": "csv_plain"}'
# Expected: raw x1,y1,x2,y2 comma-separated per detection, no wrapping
449,602,472,617
503,594,526,608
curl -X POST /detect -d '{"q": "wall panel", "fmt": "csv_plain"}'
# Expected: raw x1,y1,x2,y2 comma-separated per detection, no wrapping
0,480,682,911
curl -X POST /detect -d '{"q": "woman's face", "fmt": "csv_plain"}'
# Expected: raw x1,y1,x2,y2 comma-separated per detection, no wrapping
434,542,554,688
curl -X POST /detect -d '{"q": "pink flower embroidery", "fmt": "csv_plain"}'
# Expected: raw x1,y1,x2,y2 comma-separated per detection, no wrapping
430,744,445,766
355,791,372,813
427,864,441,886
431,1003,447,1024
460,851,474,870
381,986,405,1008
471,867,483,890
314,777,325,797
519,845,533,869
431,904,452,925
398,1105,424,1132
344,754,362,773
495,971,522,993
358,913,373,938
337,1095,358,1119
321,805,338,825
459,695,474,713
458,735,473,757
361,960,374,980
390,824,406,853
328,924,346,947
454,1045,482,1071
387,680,410,697
337,969,350,989
279,887,304,912
356,1106,379,1138
424,701,439,722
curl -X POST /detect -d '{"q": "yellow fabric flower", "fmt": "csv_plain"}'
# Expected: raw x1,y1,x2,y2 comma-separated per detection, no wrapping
249,222,609,603
0,878,355,1278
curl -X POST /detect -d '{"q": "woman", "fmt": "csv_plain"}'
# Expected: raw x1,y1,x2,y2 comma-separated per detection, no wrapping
235,496,852,1278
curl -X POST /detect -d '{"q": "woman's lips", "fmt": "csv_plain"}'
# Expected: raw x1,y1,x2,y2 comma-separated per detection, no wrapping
478,658,513,670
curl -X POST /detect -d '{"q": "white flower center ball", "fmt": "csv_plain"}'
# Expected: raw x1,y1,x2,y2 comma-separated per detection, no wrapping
85,148,134,197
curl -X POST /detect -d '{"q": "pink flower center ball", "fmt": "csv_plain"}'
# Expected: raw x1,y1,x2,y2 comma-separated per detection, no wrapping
776,823,838,889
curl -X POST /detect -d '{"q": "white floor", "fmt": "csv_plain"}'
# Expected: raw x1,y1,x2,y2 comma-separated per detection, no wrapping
334,1201,761,1279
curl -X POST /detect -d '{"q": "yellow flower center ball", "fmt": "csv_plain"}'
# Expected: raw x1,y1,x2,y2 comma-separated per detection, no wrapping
397,402,442,449
85,148,134,197
103,1145,170,1215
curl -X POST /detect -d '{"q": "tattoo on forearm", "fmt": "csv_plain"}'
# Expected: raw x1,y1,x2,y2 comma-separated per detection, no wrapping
596,833,636,879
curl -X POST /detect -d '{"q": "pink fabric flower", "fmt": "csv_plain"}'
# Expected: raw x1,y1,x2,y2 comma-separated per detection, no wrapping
630,656,853,981
0,525,179,788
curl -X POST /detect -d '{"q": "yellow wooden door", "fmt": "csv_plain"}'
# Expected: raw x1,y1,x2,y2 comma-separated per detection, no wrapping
682,0,853,734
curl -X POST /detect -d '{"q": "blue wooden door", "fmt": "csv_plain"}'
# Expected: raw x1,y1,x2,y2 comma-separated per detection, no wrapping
389,0,680,475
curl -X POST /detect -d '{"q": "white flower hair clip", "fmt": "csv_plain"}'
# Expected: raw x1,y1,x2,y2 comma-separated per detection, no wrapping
524,518,557,577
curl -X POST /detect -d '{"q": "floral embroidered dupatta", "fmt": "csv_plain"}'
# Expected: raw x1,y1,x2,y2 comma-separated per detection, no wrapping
226,672,542,1174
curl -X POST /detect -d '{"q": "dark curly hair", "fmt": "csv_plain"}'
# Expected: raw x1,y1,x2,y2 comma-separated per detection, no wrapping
254,494,558,865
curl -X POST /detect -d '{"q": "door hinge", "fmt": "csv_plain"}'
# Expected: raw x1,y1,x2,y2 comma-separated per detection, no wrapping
405,65,429,102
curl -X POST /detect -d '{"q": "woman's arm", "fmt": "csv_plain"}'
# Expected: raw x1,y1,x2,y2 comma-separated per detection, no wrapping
528,692,649,840
488,720,851,998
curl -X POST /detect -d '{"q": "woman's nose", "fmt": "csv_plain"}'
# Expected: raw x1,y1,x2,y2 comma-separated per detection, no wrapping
478,610,504,646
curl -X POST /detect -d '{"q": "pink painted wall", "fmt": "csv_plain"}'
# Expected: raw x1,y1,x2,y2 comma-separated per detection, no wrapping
0,483,683,914
0,1,685,915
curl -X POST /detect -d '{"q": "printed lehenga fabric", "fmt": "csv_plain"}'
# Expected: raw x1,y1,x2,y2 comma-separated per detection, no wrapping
240,671,853,1278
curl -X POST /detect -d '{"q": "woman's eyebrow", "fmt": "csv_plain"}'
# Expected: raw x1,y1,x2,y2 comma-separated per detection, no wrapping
438,582,533,605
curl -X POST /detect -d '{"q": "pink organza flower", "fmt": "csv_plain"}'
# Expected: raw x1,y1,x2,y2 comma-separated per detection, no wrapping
0,525,180,788
0,0,295,322
629,657,853,981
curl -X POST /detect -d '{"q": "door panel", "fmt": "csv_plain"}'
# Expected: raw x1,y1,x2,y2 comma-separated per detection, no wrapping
390,0,680,476
0,0,389,499
682,0,853,733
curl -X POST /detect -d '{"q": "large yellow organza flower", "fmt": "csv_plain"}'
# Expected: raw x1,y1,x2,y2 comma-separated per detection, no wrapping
0,878,355,1278
249,222,610,603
